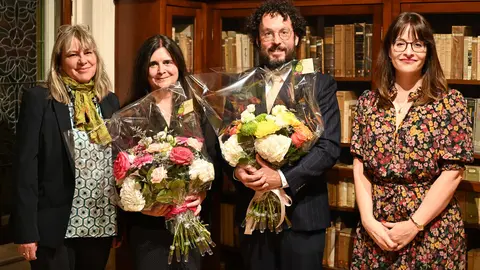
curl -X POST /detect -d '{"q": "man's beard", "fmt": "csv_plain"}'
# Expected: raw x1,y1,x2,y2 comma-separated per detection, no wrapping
259,44,295,70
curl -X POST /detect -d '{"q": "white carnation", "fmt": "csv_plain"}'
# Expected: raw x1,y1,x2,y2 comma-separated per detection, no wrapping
119,177,145,211
187,138,203,151
220,134,246,167
247,104,256,113
189,159,215,183
241,110,255,123
254,134,291,163
271,105,288,116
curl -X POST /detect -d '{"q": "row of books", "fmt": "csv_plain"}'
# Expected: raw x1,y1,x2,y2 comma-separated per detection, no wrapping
466,98,480,154
323,220,354,269
337,91,357,144
222,31,257,72
433,26,480,80
327,177,356,209
296,24,373,78
173,25,194,72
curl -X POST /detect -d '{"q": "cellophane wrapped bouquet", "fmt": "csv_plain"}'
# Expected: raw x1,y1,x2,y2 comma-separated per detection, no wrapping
108,83,215,263
187,59,324,235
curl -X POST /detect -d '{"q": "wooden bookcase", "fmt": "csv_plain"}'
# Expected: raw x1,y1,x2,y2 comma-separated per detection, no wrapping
113,0,480,269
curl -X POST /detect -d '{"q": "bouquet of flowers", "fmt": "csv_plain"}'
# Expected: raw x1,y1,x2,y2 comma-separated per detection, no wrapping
108,83,215,263
187,59,324,234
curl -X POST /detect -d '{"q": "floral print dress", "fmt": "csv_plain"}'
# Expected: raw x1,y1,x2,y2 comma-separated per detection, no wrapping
350,88,473,269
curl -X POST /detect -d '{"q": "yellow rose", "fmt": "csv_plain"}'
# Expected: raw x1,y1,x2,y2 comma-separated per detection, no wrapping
254,120,281,138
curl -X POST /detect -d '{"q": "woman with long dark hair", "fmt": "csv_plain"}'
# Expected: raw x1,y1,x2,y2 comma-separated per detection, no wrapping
123,34,221,270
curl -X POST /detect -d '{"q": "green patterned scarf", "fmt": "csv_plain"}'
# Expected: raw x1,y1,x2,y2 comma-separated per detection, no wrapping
61,76,111,145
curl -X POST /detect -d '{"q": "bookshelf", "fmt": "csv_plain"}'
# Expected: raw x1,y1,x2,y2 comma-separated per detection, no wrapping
165,3,205,73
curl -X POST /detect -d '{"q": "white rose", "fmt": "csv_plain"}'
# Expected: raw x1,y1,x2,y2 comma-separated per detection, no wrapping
189,159,215,183
254,134,291,163
151,166,167,183
119,177,146,211
271,105,288,116
241,110,255,123
247,104,256,113
220,134,246,167
187,138,203,151
147,142,171,153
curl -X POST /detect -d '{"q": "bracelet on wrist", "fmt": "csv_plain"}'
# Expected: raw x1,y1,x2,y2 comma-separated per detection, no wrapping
410,216,424,231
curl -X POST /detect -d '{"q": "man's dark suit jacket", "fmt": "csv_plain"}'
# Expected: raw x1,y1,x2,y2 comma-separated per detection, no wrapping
11,86,120,248
228,72,341,232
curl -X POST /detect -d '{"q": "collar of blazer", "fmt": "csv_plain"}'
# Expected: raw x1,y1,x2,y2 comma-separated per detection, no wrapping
52,93,116,174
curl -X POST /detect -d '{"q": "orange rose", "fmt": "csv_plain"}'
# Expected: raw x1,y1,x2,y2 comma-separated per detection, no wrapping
229,125,239,136
291,124,314,148
291,131,308,148
294,124,314,140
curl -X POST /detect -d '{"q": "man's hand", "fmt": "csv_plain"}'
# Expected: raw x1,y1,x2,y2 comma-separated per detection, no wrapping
185,191,207,216
254,155,282,190
234,164,268,191
141,204,172,217
18,242,37,261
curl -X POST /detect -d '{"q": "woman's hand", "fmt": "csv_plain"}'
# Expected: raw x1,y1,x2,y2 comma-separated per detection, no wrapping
383,220,419,250
18,242,37,261
362,218,398,251
141,204,172,217
185,191,207,216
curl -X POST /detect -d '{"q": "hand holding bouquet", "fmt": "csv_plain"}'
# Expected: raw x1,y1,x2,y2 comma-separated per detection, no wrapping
221,103,317,233
109,84,216,263
188,59,324,235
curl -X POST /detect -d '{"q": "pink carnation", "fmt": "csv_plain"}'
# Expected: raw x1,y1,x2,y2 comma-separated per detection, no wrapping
169,147,194,165
175,136,189,145
113,152,131,181
133,154,154,168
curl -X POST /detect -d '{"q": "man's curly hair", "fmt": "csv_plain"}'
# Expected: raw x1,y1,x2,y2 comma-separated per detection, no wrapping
245,0,307,47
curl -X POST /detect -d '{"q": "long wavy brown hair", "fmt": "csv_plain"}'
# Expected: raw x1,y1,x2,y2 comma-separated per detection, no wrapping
375,12,447,108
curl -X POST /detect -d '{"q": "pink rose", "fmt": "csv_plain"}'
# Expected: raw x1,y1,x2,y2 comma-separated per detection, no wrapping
113,152,131,180
169,147,194,165
133,154,154,168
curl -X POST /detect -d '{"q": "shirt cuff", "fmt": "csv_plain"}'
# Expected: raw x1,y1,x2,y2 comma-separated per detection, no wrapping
278,170,289,188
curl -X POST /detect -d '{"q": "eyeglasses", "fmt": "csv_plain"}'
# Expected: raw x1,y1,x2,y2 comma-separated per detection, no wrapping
392,39,427,53
260,28,292,42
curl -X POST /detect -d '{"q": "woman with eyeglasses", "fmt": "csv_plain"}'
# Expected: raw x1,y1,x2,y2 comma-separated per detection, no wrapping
11,25,119,270
350,12,472,269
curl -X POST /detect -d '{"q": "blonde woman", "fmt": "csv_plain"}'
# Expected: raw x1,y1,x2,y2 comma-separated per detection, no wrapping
11,24,120,270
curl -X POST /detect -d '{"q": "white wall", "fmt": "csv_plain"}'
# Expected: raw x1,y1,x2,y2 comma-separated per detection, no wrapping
72,0,116,91
43,0,57,80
